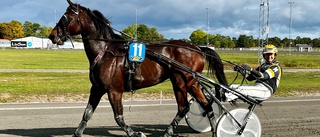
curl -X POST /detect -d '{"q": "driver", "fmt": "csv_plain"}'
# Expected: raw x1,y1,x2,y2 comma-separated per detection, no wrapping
226,44,282,101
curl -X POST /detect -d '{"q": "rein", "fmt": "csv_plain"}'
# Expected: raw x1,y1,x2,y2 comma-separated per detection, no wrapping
63,4,241,75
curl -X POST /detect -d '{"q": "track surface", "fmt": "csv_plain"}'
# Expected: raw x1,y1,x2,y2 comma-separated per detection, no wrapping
1,96,320,137
0,68,319,73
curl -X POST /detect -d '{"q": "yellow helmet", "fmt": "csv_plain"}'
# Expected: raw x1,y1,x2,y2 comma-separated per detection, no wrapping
263,44,278,55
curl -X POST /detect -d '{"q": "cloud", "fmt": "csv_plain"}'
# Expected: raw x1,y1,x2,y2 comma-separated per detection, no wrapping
1,0,320,39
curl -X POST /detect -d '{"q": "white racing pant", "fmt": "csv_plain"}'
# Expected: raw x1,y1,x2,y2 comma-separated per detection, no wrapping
230,83,272,101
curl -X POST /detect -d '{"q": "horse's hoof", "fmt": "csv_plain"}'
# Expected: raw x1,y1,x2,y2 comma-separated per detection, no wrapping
72,133,80,137
162,128,173,137
132,131,146,137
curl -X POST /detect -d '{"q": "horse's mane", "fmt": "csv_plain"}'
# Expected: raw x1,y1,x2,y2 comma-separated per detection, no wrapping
85,7,123,39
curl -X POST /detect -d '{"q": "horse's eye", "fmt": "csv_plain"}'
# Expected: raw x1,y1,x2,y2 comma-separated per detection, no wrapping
61,15,69,26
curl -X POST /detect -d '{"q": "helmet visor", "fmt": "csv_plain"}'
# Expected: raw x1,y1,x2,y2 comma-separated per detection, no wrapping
263,48,277,54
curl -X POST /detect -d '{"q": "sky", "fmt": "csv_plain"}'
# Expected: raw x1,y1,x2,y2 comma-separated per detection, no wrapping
1,0,320,40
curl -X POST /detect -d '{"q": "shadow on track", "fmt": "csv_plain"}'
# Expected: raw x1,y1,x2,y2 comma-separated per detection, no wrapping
0,124,195,137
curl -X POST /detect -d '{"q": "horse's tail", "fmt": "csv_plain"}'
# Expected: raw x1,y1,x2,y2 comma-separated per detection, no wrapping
200,47,228,86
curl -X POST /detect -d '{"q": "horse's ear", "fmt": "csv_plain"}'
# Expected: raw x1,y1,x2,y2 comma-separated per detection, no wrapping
67,0,75,6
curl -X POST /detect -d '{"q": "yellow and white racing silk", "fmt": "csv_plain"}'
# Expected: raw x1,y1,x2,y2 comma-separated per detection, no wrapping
247,61,282,93
229,61,282,101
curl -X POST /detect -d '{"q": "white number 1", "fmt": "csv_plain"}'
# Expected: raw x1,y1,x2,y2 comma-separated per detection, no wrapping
133,43,143,56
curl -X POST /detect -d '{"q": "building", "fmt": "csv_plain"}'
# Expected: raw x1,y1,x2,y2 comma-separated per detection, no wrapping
296,44,312,52
11,36,52,49
10,36,84,49
0,39,11,48
58,41,84,49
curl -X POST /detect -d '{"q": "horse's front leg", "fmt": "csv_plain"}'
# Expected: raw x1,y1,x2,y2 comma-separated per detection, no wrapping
73,86,105,137
108,89,145,137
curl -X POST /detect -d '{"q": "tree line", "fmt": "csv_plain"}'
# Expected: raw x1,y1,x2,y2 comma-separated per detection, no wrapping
1,20,319,48
189,29,320,48
0,20,53,40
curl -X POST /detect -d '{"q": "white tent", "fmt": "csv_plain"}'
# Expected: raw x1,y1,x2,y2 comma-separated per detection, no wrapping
58,41,84,49
11,36,52,49
11,36,84,49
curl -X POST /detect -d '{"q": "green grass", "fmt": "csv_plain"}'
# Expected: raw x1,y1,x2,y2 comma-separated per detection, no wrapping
0,72,90,94
1,49,320,69
217,50,320,69
1,71,319,102
277,72,320,96
0,49,319,102
280,54,320,68
0,72,91,102
0,49,88,69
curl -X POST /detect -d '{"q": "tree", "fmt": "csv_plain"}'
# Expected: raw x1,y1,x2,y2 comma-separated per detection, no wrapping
237,34,255,48
232,37,238,47
294,36,301,45
212,34,222,48
23,21,35,36
23,21,50,37
38,26,53,37
189,29,207,45
0,20,24,40
208,34,215,45
281,37,290,47
223,36,236,48
227,40,236,48
268,36,281,47
312,38,320,47
204,34,235,48
122,24,165,43
300,37,312,44
214,41,221,48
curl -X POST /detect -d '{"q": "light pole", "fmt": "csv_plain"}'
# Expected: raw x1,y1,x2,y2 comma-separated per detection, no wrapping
206,8,210,46
135,10,138,40
50,9,58,50
288,2,294,55
54,9,57,24
258,0,269,64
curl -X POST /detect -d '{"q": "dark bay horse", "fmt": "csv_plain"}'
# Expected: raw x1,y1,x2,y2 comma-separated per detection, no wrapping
48,0,228,136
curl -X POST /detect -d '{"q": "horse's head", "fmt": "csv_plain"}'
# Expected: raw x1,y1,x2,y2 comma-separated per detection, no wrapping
48,0,84,45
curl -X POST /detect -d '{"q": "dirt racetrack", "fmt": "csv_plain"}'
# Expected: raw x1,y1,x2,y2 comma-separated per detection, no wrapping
247,98,320,137
1,96,320,137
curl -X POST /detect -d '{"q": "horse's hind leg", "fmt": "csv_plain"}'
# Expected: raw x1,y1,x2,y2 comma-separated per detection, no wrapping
190,82,217,136
73,86,105,137
163,74,190,137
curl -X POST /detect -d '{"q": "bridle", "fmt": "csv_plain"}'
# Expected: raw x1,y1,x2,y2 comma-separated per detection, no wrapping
57,5,132,70
56,4,81,48
56,4,135,47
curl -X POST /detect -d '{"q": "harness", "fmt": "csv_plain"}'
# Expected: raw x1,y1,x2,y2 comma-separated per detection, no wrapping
57,4,248,96
58,4,140,92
